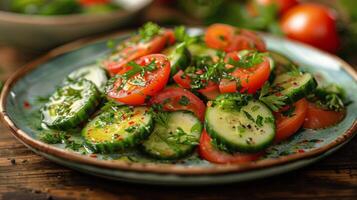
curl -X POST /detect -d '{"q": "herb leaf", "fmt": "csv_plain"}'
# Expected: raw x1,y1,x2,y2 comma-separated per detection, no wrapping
139,22,161,42
259,83,287,112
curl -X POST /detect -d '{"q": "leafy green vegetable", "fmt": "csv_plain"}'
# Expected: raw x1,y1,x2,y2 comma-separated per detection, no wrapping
259,83,287,112
139,22,161,42
167,127,198,145
213,93,251,111
308,84,347,111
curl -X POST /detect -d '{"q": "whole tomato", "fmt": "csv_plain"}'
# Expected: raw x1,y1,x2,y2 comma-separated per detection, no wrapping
280,3,340,53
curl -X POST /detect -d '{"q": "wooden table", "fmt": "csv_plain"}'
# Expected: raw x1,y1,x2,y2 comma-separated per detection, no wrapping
1,7,357,199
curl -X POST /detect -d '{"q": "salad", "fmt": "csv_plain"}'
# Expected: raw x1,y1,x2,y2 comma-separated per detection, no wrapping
8,0,120,15
38,22,348,164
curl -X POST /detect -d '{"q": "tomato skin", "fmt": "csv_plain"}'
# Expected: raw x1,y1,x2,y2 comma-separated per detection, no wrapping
198,82,220,100
105,30,174,75
150,87,206,121
280,3,340,53
199,130,263,164
173,70,191,89
107,54,170,105
303,102,346,129
219,55,271,94
205,24,236,51
205,24,266,52
274,99,308,143
79,0,110,6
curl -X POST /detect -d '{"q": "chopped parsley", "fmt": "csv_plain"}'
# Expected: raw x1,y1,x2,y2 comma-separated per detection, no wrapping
308,84,347,112
213,93,252,111
174,26,199,44
227,51,264,69
178,96,190,106
39,131,66,144
167,127,198,145
259,83,287,112
149,104,170,128
139,22,161,42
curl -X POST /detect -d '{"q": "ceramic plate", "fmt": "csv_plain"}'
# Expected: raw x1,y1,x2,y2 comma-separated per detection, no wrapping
1,29,357,185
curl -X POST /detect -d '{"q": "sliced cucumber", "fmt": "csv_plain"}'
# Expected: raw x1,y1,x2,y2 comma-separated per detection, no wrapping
142,111,202,159
187,43,218,58
269,51,296,75
66,65,108,92
162,43,191,78
205,101,275,153
82,106,153,154
271,72,317,104
41,79,101,130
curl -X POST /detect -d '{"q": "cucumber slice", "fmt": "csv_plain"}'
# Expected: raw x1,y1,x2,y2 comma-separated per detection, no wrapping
142,111,202,159
269,51,297,75
187,43,218,57
66,65,108,92
163,43,191,78
271,72,317,104
205,101,275,153
41,79,101,130
82,106,153,154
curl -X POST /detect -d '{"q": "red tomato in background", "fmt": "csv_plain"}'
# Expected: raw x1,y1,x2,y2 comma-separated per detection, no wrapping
274,99,308,143
79,0,110,6
107,54,170,105
150,87,206,121
303,102,346,129
253,0,299,15
199,130,263,164
280,3,340,53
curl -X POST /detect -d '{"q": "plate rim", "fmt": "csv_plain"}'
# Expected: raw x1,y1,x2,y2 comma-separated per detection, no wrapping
1,29,357,175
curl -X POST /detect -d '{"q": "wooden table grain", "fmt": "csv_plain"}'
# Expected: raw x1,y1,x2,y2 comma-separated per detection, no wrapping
1,27,357,200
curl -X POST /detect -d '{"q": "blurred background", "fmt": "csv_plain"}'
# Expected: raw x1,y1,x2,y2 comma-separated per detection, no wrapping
0,0,357,88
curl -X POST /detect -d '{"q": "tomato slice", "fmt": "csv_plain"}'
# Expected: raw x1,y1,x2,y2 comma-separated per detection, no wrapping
107,54,170,105
303,102,346,129
274,99,308,143
199,130,263,164
104,30,174,75
173,70,191,89
219,55,271,94
205,24,266,52
198,82,220,100
205,24,236,51
150,87,206,121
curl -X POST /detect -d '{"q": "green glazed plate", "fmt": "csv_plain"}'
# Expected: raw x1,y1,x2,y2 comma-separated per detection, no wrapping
1,29,357,185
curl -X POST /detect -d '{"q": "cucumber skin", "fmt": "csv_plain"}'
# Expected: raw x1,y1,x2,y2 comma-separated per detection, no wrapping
83,116,154,154
204,103,276,153
281,73,318,104
163,43,191,79
42,80,101,130
141,111,202,160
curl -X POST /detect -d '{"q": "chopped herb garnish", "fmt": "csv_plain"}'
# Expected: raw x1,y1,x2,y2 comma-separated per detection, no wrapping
259,83,287,111
178,96,190,106
39,131,66,144
149,104,170,128
256,115,264,127
281,105,296,117
213,93,251,111
139,22,161,42
227,51,264,69
167,127,198,145
243,110,255,123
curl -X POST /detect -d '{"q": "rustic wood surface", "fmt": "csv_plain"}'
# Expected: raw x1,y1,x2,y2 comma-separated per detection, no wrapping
1,2,357,199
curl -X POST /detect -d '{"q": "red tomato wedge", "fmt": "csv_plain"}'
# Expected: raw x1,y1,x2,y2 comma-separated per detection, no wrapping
274,99,308,143
107,54,170,105
173,70,191,89
303,102,346,129
205,24,266,52
104,30,174,75
219,55,271,94
150,87,206,121
199,130,263,164
197,82,220,100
